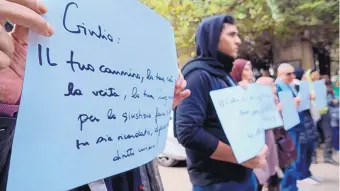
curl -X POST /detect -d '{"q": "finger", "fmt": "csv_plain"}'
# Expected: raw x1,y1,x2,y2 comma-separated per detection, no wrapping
176,77,182,88
0,1,53,36
175,79,187,95
0,50,11,70
176,71,184,87
180,79,187,90
178,89,191,99
7,0,48,14
0,25,14,57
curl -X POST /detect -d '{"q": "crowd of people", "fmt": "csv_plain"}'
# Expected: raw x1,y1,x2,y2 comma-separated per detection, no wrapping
0,1,338,191
174,15,339,191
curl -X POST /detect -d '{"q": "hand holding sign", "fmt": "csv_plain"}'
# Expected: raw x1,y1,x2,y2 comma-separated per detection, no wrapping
278,91,300,130
250,85,283,130
172,70,191,109
7,1,179,191
313,80,327,110
242,144,268,169
210,84,266,163
210,83,282,163
0,0,54,70
298,81,311,111
293,97,301,107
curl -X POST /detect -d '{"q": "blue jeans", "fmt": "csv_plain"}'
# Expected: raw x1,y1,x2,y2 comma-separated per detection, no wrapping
296,142,316,180
280,129,299,191
193,173,257,191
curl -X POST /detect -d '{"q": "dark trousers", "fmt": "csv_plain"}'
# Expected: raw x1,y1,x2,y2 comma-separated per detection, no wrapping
0,113,17,191
256,174,280,191
296,142,316,180
313,113,333,158
332,127,339,151
193,173,258,191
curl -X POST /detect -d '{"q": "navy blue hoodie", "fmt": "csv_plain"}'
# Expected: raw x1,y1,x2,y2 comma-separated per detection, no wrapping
174,15,253,186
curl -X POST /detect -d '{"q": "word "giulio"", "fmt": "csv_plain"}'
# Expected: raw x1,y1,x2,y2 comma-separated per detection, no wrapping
63,2,120,44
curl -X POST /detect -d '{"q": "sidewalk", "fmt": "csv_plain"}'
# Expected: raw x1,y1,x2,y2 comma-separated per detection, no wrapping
159,149,339,191
297,149,339,191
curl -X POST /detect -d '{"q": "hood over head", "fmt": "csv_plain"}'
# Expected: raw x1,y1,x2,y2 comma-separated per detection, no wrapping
182,15,237,79
195,15,234,58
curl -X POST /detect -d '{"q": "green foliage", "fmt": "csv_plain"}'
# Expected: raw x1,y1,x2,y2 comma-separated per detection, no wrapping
141,0,339,62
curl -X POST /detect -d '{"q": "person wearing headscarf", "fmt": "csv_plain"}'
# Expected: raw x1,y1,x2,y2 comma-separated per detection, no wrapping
175,15,268,191
231,59,254,83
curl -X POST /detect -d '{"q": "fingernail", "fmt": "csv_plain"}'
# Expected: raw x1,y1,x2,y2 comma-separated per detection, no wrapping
46,23,54,36
38,1,48,14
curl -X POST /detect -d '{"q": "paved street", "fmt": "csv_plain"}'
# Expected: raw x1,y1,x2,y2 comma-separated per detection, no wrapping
159,150,339,191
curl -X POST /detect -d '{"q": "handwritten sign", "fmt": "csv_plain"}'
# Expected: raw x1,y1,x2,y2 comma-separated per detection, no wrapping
210,84,265,163
313,80,327,110
251,85,283,130
278,91,300,130
7,1,177,191
298,81,311,112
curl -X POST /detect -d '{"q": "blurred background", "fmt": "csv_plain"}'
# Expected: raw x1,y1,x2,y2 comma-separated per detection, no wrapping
141,0,339,78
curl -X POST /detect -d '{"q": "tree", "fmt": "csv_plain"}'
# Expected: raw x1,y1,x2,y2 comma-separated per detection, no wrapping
141,0,339,67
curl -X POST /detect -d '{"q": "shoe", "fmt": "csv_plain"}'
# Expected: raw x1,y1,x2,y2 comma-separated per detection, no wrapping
298,177,318,185
324,157,339,166
310,175,323,182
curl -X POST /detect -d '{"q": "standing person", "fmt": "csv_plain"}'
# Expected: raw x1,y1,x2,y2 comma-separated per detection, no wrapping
255,77,281,191
275,63,302,191
232,61,277,190
230,59,254,83
330,76,339,151
306,69,338,165
174,15,268,191
0,1,190,191
292,68,320,185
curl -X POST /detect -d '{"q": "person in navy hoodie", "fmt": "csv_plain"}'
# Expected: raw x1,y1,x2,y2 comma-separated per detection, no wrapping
174,14,268,191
